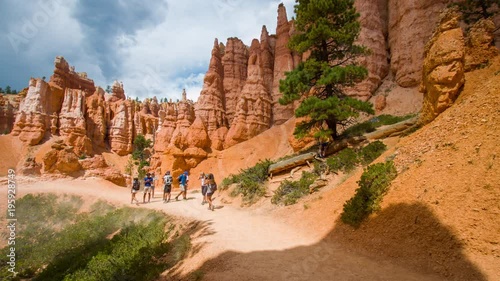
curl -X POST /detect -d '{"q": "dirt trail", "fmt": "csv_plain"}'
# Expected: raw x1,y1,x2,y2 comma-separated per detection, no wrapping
0,176,444,281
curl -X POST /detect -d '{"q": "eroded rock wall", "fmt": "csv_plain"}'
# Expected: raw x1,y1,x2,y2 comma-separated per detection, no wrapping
420,8,465,124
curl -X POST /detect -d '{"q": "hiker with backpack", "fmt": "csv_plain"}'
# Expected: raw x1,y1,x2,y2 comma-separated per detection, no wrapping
175,171,189,200
151,172,157,198
131,177,140,204
205,173,217,211
163,171,173,203
199,172,207,205
143,173,153,203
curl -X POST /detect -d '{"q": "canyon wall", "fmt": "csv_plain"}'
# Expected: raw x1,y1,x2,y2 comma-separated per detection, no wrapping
9,1,493,176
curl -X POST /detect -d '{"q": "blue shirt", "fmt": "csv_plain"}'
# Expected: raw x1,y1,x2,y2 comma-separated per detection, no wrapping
179,174,188,185
144,176,153,187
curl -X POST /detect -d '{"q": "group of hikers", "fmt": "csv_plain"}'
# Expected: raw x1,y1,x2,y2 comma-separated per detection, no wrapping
130,170,218,211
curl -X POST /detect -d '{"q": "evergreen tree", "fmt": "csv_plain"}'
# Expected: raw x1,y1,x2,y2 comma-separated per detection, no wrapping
132,134,152,161
279,0,374,139
5,86,11,94
106,85,112,93
0,87,3,93
452,0,500,25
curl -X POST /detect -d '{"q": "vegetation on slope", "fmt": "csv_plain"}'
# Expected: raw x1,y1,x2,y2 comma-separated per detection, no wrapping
271,171,317,206
0,194,189,281
341,161,398,227
221,159,273,204
340,114,416,138
326,141,388,173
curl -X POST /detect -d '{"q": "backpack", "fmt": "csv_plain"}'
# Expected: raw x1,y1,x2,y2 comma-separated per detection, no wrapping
207,182,217,193
165,175,172,185
132,181,140,190
206,173,217,193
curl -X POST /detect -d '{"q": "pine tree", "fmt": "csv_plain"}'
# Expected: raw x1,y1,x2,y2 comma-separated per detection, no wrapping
5,86,11,94
279,0,374,139
452,0,500,25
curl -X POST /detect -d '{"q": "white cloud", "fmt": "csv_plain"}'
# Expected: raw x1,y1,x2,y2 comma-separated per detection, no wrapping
1,0,296,101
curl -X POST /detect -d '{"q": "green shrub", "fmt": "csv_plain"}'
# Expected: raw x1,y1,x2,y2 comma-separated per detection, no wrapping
271,172,317,206
0,194,177,281
313,160,329,175
341,121,376,137
137,159,149,179
326,148,359,173
222,159,273,204
132,134,152,161
341,114,415,138
359,141,387,165
341,161,397,227
373,114,413,126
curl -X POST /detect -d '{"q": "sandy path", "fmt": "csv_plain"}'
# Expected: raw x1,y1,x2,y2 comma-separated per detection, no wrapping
0,177,444,281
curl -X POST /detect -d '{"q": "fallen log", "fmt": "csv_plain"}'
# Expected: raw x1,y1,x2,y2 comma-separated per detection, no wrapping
268,152,316,176
268,136,365,175
364,117,418,140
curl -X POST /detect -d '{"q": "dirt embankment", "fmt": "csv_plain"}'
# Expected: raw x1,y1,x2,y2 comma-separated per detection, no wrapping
260,57,500,281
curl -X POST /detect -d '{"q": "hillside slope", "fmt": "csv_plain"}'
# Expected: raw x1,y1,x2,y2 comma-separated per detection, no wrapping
186,56,499,281
271,56,500,280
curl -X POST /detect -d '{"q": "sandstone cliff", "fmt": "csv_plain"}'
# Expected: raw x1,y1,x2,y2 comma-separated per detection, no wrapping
0,94,21,135
8,2,499,178
420,8,465,124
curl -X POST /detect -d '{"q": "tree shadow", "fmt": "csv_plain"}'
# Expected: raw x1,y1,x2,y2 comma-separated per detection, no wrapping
175,202,487,281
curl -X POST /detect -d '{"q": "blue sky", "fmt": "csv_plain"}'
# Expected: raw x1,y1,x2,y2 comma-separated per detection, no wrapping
0,0,295,101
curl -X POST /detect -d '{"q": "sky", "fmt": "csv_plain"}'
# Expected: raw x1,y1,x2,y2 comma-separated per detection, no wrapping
0,0,295,101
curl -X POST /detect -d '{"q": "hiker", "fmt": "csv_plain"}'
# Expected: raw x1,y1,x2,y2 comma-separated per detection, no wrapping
163,171,173,203
318,136,330,158
175,171,189,200
151,172,157,198
143,173,153,203
199,172,207,205
205,173,217,211
131,177,140,204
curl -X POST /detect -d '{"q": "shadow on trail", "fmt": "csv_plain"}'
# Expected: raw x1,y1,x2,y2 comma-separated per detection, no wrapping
175,203,487,281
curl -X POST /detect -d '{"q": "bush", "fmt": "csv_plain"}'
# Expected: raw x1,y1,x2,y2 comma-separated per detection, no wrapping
222,159,273,204
132,134,152,161
341,122,376,137
359,141,387,165
341,114,415,138
0,194,178,281
313,160,329,175
271,172,317,206
137,159,149,179
326,148,358,173
125,157,133,176
341,161,397,227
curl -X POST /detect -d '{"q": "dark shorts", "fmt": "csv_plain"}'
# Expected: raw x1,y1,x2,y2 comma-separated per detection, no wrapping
207,192,214,197
164,184,171,193
201,185,208,196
